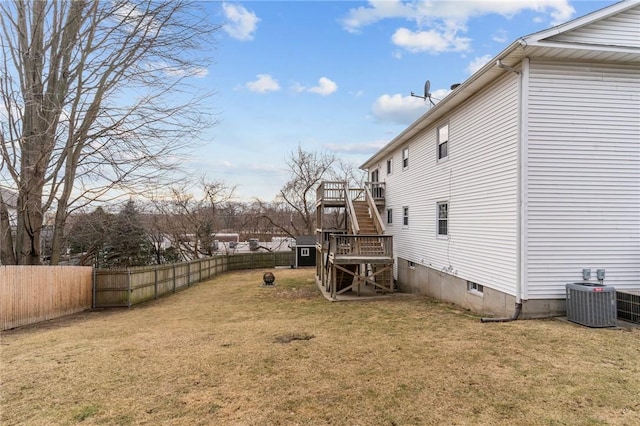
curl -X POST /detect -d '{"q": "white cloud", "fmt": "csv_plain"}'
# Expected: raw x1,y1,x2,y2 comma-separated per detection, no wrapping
163,65,209,78
291,77,338,96
371,93,428,125
245,74,280,93
466,54,493,75
392,27,471,53
308,77,338,96
492,29,508,44
222,2,260,41
372,88,453,124
341,0,575,53
429,88,452,103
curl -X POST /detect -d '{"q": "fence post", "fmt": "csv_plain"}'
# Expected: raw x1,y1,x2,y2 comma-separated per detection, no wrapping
173,264,176,293
154,268,158,300
127,269,132,308
92,268,96,309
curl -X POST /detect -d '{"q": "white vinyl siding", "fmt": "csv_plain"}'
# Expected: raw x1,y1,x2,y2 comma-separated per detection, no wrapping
547,5,640,48
526,60,640,298
384,73,519,295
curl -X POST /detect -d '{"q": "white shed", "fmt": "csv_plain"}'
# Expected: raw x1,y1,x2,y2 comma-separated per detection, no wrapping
361,0,640,318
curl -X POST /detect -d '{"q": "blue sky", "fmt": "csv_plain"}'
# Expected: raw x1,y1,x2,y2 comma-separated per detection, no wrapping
190,0,616,201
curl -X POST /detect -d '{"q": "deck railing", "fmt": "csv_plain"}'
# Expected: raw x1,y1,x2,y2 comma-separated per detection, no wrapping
329,234,393,259
316,181,373,205
316,181,346,204
365,181,385,201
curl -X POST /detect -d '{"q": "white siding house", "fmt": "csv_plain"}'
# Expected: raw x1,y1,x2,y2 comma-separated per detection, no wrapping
361,0,640,318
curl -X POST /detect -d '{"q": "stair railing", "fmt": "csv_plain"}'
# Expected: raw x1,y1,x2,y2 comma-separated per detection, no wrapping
364,185,385,234
344,182,360,234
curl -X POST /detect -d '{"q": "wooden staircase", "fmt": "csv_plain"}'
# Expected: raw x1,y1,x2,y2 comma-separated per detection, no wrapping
350,201,393,290
352,201,377,234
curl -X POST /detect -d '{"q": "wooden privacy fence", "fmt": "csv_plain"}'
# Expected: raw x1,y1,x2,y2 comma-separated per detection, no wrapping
1,266,93,330
94,251,295,308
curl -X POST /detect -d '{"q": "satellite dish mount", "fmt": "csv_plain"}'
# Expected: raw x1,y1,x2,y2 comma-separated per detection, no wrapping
411,79,435,106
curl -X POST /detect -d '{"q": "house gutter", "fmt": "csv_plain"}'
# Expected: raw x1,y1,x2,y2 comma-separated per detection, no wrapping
481,54,529,323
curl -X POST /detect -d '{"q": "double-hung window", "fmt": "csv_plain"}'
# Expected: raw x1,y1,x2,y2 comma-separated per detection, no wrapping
403,206,409,226
402,147,409,170
386,158,392,175
387,208,393,225
437,124,449,161
437,202,448,236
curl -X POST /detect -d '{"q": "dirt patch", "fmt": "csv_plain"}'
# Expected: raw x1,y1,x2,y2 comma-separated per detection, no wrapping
273,332,315,343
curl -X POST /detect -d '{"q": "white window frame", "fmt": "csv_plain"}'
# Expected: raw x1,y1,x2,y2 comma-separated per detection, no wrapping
386,158,393,175
402,147,409,170
301,248,310,257
403,206,409,227
437,201,448,237
437,123,449,161
386,208,393,225
467,281,484,295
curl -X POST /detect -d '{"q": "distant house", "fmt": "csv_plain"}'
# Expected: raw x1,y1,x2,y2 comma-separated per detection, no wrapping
360,0,640,318
295,235,316,268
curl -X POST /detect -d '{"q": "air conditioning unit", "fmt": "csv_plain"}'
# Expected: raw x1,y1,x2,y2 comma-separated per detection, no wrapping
566,283,617,327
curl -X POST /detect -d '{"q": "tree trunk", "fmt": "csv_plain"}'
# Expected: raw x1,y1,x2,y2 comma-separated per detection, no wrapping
0,192,16,265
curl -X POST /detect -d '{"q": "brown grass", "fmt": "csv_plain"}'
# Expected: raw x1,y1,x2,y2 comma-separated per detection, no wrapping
1,268,639,425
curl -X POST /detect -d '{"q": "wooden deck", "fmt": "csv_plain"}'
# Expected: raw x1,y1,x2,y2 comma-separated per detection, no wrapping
315,182,393,301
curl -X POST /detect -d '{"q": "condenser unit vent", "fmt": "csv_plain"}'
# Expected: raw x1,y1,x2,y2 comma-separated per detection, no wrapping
616,290,640,324
566,283,616,328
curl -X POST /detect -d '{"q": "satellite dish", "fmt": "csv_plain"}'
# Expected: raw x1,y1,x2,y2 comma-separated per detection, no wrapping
410,78,436,107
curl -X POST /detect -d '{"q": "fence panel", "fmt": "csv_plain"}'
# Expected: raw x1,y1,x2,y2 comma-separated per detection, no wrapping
1,266,92,330
94,270,130,307
93,252,295,308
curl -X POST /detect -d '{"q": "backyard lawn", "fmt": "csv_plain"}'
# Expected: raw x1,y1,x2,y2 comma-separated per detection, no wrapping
1,268,639,425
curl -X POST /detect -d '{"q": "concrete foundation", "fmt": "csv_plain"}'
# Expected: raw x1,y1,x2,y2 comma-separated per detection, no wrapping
396,258,565,319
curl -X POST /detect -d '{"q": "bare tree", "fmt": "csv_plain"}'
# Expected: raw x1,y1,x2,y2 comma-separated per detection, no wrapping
0,1,219,264
272,145,336,237
149,179,235,261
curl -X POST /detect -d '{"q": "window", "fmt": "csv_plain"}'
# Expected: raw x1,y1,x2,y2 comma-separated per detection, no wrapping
402,147,409,169
468,281,484,294
301,248,309,257
386,208,393,224
386,158,392,175
403,206,409,226
437,123,449,161
371,168,379,183
437,202,448,236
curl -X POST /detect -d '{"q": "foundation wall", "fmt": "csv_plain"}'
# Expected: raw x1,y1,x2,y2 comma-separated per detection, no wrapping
396,258,565,319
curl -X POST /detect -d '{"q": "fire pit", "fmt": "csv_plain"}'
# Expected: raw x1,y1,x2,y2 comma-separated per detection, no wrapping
263,272,275,286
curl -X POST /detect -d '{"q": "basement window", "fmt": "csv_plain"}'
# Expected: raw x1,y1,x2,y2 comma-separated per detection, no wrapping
467,281,484,294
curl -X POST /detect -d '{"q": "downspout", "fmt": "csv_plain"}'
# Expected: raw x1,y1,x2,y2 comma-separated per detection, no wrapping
482,57,529,323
